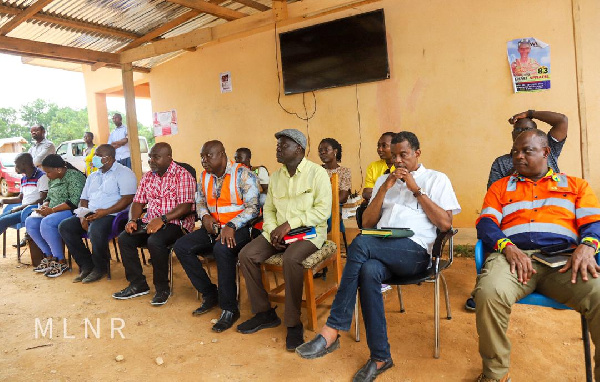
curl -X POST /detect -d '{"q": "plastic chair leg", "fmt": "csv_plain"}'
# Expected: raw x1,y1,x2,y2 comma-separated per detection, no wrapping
440,273,452,319
169,250,174,297
582,314,592,382
2,231,5,258
397,286,405,313
236,260,241,302
16,229,21,263
112,239,120,262
434,275,440,359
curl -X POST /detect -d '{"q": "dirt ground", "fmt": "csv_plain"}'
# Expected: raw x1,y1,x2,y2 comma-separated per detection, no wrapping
0,228,594,382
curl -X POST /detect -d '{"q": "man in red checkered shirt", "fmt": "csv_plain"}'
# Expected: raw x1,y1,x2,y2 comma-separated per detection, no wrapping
112,142,196,306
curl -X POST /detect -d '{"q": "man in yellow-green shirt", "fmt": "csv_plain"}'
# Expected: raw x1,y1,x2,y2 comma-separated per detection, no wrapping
238,129,332,352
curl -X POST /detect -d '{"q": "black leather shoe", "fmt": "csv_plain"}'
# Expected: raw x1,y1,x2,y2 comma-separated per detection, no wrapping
237,306,281,334
212,310,240,333
112,283,150,300
296,334,340,359
150,290,171,306
465,297,476,312
12,237,27,248
352,359,394,382
192,294,218,316
82,270,106,284
286,324,304,352
72,268,93,283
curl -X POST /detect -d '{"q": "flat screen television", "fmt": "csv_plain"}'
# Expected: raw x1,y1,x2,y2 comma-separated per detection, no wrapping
279,9,390,95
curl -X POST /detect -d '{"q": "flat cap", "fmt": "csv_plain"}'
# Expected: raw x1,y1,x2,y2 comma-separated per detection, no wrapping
274,129,307,150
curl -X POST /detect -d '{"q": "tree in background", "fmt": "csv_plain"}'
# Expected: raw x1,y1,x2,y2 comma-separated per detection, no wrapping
0,99,154,150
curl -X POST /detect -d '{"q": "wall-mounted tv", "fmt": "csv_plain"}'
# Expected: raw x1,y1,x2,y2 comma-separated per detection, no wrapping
279,9,390,95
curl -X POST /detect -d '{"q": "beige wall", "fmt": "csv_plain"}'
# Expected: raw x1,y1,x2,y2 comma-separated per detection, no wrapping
82,0,600,228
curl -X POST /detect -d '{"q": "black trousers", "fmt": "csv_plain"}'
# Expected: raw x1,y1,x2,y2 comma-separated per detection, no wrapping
118,223,185,292
173,227,251,311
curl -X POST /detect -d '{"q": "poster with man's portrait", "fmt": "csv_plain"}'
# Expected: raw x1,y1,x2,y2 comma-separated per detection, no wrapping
507,37,550,93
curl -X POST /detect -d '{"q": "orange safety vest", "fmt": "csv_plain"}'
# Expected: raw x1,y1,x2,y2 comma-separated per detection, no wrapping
201,163,244,225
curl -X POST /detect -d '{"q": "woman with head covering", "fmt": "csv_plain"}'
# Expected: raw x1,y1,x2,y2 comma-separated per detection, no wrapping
27,154,86,278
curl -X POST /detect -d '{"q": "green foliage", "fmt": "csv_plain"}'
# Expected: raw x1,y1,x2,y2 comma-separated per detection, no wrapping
454,244,475,258
0,99,154,149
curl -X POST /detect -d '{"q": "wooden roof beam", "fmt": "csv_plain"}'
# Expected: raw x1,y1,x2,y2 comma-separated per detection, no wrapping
0,0,54,36
167,0,248,21
0,35,120,64
209,0,270,12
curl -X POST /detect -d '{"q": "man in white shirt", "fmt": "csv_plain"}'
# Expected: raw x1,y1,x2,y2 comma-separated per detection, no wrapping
108,113,131,169
58,144,137,283
296,131,461,382
234,147,269,206
0,153,48,235
28,125,55,167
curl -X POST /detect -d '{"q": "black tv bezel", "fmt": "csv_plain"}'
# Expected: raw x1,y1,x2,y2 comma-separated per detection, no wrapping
279,9,390,95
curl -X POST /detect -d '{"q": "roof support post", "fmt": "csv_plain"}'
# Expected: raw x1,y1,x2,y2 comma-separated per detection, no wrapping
121,63,143,181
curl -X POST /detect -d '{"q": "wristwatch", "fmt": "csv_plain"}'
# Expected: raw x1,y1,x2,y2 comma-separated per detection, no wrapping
161,214,168,224
413,188,424,198
225,222,236,230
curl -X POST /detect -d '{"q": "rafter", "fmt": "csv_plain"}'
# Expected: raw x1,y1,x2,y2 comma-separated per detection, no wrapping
167,0,248,21
0,3,140,40
0,0,54,36
209,0,270,12
0,35,120,64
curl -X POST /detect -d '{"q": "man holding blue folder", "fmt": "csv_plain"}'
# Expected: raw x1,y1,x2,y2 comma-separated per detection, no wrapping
297,131,461,382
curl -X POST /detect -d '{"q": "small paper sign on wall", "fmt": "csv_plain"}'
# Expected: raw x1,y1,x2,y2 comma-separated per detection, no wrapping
220,71,232,93
153,109,178,137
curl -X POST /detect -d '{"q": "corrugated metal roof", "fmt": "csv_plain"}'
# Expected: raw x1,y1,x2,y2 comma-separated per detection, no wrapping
0,0,276,69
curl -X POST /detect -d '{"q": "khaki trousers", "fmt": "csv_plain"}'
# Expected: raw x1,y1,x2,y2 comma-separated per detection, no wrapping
473,251,600,380
239,235,317,327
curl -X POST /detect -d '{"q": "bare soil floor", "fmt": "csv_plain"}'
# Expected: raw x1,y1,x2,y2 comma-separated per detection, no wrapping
0,228,594,382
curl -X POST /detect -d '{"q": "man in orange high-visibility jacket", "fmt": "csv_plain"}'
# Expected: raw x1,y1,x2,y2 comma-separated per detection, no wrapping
173,140,260,333
473,129,600,382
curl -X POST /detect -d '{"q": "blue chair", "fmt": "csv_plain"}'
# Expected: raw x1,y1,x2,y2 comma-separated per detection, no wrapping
2,203,37,262
475,240,594,381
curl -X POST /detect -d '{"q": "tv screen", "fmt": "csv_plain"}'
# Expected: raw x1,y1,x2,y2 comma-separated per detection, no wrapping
279,9,390,95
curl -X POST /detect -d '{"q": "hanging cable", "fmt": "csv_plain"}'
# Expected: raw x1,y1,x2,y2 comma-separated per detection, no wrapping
355,84,364,184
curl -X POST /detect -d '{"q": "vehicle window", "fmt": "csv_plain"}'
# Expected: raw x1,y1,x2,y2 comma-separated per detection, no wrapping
72,142,86,156
56,144,67,156
139,138,148,154
0,153,18,167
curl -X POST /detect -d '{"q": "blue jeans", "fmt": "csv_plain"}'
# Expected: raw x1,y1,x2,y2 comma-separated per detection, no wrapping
0,205,23,235
25,210,73,260
326,235,430,361
58,215,115,273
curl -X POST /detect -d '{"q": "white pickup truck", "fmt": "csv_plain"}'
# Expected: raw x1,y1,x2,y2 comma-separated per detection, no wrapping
56,137,150,173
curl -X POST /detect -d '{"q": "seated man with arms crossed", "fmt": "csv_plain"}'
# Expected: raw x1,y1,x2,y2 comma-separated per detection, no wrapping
237,129,332,351
0,153,48,238
173,140,260,332
112,142,196,306
59,144,137,283
296,131,461,382
473,129,600,382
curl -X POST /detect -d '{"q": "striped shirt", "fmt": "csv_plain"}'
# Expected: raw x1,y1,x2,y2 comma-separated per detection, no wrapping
134,161,196,231
476,169,600,252
21,168,48,205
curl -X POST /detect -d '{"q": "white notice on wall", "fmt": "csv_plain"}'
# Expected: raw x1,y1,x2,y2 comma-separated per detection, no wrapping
220,71,232,93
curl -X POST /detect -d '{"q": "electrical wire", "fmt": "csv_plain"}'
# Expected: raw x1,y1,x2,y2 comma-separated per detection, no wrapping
273,22,317,155
355,84,364,185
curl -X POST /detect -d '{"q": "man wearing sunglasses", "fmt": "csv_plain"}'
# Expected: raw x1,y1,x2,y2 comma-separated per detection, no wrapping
465,109,569,312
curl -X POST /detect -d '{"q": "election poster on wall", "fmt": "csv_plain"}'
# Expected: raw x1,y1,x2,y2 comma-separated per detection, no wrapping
153,109,178,137
507,37,550,93
220,71,232,93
